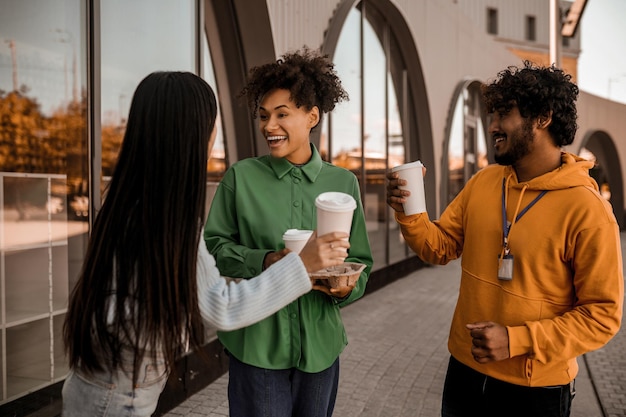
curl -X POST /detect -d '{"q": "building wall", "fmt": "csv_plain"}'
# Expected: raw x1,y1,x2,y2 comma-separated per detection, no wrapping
576,91,626,164
266,0,625,216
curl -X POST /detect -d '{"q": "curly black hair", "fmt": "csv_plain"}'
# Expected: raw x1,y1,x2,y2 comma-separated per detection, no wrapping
481,61,579,147
241,46,349,122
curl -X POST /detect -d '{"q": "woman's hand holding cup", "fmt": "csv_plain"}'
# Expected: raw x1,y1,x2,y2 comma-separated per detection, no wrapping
299,231,349,273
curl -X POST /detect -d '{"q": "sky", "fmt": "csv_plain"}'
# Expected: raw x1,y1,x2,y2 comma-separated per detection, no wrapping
578,0,626,104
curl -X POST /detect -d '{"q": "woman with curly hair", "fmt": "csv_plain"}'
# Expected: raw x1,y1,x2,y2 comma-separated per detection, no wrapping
386,61,623,417
62,71,349,417
204,47,373,416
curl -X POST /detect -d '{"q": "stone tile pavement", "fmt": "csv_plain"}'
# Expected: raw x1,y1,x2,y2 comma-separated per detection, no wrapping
163,233,626,417
582,231,626,417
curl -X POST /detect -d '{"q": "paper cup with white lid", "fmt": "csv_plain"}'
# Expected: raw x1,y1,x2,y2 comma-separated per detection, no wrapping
315,192,357,238
282,229,313,254
391,160,427,215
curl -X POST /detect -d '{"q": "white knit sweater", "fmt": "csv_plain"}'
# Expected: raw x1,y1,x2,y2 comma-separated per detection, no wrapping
196,239,312,331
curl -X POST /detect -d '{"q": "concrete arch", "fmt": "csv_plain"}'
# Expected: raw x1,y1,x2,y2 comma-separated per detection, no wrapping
441,79,491,212
578,130,624,228
321,0,435,215
204,0,276,161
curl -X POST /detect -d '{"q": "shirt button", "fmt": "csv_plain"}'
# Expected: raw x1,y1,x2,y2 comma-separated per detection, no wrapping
290,313,297,319
293,201,300,207
293,178,300,184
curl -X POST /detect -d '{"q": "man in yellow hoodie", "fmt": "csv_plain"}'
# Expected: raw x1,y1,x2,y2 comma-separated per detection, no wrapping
386,61,623,417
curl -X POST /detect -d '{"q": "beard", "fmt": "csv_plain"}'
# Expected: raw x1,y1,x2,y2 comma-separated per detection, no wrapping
494,119,534,166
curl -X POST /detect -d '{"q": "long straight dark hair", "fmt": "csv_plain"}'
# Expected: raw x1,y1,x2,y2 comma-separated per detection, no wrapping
64,71,217,382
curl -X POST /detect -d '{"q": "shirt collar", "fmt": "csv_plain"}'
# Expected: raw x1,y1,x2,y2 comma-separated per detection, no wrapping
268,143,323,182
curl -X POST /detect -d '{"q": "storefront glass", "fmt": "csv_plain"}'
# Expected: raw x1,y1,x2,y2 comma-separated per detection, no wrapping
0,0,87,403
325,5,408,270
100,0,196,181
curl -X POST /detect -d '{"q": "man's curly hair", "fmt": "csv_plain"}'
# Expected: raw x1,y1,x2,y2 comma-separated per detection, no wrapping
241,46,349,122
481,61,579,147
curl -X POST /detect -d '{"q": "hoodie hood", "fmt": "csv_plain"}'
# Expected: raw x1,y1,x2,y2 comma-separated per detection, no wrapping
503,152,598,192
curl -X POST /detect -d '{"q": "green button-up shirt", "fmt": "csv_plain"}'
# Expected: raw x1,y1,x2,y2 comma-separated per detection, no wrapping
204,144,373,372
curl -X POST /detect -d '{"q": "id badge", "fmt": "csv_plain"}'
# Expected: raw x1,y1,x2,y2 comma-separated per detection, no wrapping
498,253,514,280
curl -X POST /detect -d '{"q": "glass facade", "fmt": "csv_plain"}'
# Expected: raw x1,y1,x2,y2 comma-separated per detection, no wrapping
323,4,413,270
100,0,227,187
0,0,229,408
446,83,489,204
100,0,196,180
0,0,87,403
321,3,414,270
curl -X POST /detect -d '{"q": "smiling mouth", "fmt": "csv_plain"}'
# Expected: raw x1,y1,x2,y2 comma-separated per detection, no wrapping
267,135,287,142
494,135,506,146
267,135,287,147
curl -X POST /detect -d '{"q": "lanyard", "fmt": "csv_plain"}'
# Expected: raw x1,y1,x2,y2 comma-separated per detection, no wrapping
501,178,547,252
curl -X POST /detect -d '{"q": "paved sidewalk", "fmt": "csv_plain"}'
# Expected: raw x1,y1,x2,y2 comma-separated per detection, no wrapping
164,234,626,417
582,231,626,417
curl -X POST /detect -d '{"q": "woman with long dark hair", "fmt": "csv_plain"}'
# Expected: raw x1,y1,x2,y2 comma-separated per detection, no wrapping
62,71,348,417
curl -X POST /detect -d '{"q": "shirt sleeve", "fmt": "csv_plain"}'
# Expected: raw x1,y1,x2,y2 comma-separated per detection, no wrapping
204,169,269,278
395,184,466,265
196,239,312,331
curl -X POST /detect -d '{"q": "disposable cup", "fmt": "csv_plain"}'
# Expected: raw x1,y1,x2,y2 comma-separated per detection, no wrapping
282,229,313,254
315,192,357,238
391,160,427,215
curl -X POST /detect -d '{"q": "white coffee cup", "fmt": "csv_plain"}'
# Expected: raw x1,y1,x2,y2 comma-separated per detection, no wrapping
315,192,357,237
282,229,313,254
391,160,427,215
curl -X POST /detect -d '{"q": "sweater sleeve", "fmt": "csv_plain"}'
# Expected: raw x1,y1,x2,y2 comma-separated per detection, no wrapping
395,200,464,265
196,240,312,331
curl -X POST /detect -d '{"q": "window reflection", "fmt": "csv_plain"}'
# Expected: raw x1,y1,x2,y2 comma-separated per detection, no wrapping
449,94,465,200
201,30,227,206
326,4,408,269
0,0,86,403
100,0,195,181
329,8,361,166
447,84,489,203
100,0,227,207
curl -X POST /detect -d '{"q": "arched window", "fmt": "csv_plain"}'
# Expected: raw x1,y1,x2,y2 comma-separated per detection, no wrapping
101,0,228,194
321,0,432,269
579,131,624,228
443,80,490,205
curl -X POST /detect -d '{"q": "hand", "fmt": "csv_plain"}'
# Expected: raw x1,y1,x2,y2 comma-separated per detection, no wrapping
263,248,291,270
299,231,350,273
386,171,409,213
386,167,426,213
466,321,510,363
311,280,355,299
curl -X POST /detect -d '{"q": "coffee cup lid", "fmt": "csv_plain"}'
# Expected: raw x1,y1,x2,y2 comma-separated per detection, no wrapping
282,229,313,240
315,192,357,212
391,160,423,172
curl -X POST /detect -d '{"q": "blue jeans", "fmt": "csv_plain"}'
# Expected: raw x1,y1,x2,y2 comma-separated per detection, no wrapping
62,353,168,417
441,356,574,417
227,353,340,417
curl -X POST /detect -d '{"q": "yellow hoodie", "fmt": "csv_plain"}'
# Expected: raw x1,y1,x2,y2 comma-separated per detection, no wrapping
396,152,623,387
